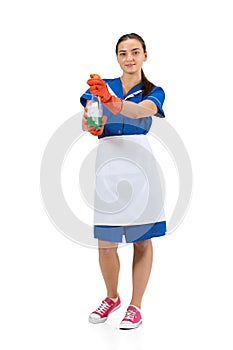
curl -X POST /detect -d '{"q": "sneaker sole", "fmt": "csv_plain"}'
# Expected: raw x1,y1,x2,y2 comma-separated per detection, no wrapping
119,320,143,330
88,303,121,324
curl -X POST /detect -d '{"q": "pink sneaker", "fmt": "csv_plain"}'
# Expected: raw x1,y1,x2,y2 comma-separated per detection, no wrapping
119,305,142,329
89,296,121,324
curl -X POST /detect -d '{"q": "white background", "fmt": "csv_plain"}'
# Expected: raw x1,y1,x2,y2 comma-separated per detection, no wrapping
1,0,233,349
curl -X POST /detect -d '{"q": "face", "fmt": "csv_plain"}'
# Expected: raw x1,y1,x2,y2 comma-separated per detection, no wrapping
116,38,147,75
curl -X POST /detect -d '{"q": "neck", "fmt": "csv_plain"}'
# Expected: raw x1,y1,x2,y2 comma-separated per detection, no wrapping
121,71,141,86
120,71,142,95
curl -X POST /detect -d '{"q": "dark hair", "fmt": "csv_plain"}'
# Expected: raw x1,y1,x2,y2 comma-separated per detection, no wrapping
115,33,155,97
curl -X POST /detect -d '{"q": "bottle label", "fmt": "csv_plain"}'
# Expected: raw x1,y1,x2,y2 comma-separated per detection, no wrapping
87,116,102,128
87,102,102,129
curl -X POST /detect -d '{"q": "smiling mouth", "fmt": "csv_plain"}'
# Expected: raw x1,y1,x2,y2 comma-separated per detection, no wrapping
125,64,135,67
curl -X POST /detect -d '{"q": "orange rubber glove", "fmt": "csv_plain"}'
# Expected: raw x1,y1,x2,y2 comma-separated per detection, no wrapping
87,77,123,115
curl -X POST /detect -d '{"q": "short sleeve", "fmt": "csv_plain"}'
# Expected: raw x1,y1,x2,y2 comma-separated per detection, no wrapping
80,89,92,107
143,86,165,118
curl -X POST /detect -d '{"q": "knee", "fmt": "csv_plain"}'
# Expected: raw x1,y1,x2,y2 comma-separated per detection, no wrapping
99,247,117,258
98,240,118,257
133,239,152,253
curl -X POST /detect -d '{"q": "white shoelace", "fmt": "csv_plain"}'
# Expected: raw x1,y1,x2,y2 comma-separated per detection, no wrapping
95,300,111,315
124,309,136,321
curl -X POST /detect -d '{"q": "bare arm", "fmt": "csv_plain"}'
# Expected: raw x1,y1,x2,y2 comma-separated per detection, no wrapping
120,99,158,119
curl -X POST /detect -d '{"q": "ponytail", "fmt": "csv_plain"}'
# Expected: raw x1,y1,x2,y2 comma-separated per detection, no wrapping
141,69,155,97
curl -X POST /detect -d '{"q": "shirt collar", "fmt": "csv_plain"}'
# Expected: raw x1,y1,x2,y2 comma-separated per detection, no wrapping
107,78,142,100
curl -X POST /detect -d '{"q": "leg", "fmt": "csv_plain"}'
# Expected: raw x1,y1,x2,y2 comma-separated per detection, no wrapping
98,240,120,299
130,239,153,308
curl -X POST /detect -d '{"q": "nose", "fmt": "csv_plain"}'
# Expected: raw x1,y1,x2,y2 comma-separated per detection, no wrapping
126,52,133,61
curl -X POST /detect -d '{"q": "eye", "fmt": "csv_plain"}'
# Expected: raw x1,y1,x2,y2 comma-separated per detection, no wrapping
133,51,140,55
119,52,126,56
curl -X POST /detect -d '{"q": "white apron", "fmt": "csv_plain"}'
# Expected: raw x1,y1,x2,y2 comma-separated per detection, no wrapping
94,134,165,226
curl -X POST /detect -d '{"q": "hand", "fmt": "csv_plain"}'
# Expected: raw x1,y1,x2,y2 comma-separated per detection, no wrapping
87,77,123,115
88,115,107,136
87,78,111,103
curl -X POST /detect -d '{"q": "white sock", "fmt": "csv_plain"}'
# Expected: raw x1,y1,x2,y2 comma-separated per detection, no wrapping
130,305,141,312
109,296,118,302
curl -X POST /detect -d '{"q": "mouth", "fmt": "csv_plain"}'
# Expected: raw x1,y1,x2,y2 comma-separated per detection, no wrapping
125,64,135,68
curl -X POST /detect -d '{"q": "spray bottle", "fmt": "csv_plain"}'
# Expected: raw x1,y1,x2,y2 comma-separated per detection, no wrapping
87,74,103,130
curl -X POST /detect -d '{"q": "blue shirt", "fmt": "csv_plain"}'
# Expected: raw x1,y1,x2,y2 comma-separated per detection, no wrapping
80,77,165,139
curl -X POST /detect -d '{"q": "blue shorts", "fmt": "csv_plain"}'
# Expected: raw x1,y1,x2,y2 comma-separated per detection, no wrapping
94,221,166,243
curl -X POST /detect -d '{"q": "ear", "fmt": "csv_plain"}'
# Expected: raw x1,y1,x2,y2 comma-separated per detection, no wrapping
144,52,148,62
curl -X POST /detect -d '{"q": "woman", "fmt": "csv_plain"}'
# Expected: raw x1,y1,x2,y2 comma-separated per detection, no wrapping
80,33,166,329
